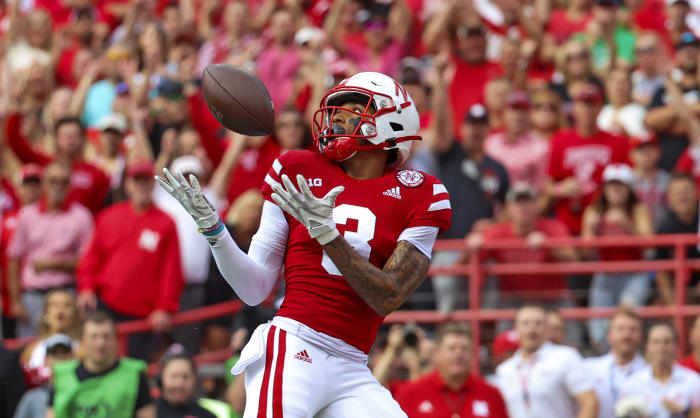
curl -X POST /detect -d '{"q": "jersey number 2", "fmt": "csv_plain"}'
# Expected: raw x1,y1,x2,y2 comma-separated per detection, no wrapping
321,204,376,276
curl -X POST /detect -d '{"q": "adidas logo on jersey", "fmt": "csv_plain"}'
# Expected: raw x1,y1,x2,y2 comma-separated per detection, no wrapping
294,350,312,363
382,187,401,199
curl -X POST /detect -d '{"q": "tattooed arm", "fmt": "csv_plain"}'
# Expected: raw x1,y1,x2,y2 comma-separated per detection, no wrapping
323,238,430,317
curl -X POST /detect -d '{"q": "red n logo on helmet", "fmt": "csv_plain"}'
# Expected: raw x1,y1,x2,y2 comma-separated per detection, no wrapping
394,81,408,102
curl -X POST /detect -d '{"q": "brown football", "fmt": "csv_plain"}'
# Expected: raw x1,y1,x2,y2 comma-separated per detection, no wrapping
201,64,275,136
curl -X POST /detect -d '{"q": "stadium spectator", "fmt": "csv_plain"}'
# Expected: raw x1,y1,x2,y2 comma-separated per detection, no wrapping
429,62,509,312
582,163,653,351
679,315,700,373
372,324,428,393
530,87,565,142
663,0,693,52
645,32,700,171
597,68,646,138
395,322,508,417
423,3,499,137
80,43,137,128
630,33,666,106
668,71,700,188
619,323,700,417
545,83,629,235
155,344,224,418
46,311,154,418
544,0,592,46
654,172,700,305
495,305,598,417
14,333,74,418
574,0,637,75
550,39,604,106
0,165,24,338
196,1,257,73
485,90,551,191
0,343,25,418
483,77,513,133
468,183,581,342
339,4,411,77
91,113,129,200
77,161,183,361
629,133,669,229
4,115,110,214
545,307,566,345
19,290,81,388
255,8,301,109
6,162,93,337
585,308,646,418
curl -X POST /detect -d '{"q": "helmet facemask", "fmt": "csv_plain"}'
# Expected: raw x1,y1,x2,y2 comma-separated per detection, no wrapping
313,91,380,161
312,73,422,165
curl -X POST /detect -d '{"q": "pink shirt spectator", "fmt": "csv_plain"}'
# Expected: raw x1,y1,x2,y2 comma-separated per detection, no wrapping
256,45,301,108
196,30,257,74
7,201,93,290
346,40,406,76
484,131,550,191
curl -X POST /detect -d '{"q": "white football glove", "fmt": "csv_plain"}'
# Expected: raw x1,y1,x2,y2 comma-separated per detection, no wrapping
155,168,224,243
271,174,344,245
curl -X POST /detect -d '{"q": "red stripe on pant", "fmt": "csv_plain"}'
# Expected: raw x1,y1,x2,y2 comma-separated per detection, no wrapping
258,325,277,418
272,329,287,417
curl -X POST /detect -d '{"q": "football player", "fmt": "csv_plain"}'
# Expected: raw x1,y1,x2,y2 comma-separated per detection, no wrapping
157,72,452,417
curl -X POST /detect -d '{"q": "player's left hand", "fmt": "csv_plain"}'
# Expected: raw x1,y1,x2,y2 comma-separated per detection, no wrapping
270,174,344,245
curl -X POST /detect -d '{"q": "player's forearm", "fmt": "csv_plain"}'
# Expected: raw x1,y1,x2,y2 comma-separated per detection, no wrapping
323,238,429,317
210,201,287,305
211,230,281,306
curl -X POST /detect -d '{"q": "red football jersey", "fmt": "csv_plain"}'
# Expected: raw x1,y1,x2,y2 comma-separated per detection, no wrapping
260,150,451,353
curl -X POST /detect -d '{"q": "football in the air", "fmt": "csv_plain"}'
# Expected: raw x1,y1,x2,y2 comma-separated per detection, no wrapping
201,64,275,136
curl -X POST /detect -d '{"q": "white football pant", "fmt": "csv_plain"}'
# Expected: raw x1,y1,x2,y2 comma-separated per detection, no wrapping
233,318,407,418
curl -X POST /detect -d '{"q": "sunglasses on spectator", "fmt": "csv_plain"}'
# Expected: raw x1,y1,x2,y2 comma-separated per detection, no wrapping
566,51,588,62
22,177,41,185
533,103,558,111
635,46,656,55
46,177,71,186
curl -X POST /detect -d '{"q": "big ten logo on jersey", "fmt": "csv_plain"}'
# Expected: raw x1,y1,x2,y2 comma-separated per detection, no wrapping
306,178,323,187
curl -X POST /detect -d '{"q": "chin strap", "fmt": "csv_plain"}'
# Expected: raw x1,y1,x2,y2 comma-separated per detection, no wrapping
322,135,422,161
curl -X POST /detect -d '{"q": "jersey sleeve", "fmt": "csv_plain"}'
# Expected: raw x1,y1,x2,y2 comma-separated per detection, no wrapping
406,177,452,234
260,155,285,202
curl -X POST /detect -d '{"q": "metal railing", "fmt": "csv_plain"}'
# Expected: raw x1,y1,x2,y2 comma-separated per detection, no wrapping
4,234,700,373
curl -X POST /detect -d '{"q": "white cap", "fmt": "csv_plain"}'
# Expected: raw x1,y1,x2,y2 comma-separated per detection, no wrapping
294,27,324,46
614,395,649,418
603,163,635,186
97,113,128,134
170,155,204,177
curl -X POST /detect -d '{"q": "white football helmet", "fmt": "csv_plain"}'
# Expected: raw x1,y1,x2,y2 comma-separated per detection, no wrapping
312,72,421,166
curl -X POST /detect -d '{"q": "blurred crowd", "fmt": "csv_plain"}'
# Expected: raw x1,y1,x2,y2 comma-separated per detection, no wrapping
2,0,700,415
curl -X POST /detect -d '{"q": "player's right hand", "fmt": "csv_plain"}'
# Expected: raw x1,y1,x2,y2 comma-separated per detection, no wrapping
270,174,344,245
156,168,223,240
